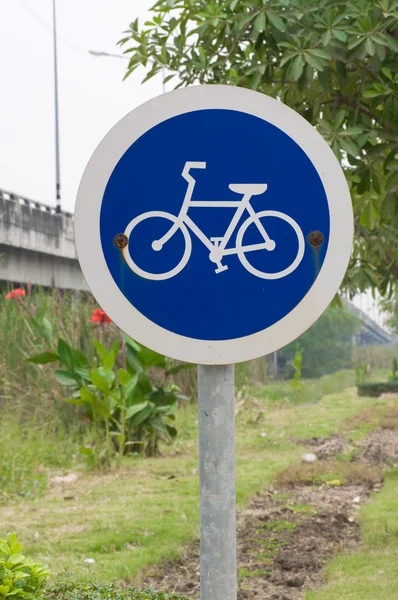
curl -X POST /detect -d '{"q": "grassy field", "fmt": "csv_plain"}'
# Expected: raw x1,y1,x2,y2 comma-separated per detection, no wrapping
306,471,398,600
0,377,387,584
1,287,397,595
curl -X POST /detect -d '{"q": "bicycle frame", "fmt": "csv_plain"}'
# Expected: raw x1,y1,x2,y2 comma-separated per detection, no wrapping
157,162,273,271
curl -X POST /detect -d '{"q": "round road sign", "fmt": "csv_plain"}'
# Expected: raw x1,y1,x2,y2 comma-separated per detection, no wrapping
75,85,353,364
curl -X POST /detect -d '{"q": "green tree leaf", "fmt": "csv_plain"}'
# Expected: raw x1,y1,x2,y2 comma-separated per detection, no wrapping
254,11,266,32
291,54,304,81
118,0,398,295
28,352,59,364
266,10,285,32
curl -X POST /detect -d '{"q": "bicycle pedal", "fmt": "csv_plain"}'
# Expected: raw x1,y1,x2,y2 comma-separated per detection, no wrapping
215,264,228,274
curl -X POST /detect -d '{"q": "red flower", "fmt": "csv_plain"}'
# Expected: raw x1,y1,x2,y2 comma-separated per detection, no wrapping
90,308,111,324
6,288,26,300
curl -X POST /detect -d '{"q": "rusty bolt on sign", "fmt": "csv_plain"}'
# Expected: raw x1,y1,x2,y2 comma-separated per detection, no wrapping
114,233,128,249
308,230,324,247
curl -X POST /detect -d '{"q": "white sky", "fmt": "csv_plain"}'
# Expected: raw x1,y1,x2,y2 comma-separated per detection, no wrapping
0,0,163,212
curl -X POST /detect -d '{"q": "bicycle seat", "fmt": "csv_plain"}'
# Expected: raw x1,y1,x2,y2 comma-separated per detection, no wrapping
229,183,268,196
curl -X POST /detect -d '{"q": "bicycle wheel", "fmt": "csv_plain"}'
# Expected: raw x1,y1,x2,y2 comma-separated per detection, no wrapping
236,210,305,280
123,211,192,281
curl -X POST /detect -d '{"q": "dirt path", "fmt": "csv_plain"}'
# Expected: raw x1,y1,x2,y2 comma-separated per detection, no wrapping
144,426,398,599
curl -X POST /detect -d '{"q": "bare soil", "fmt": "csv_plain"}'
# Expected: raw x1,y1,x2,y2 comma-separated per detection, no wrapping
143,427,398,599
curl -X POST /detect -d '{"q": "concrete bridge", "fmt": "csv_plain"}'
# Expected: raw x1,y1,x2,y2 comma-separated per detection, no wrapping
347,302,394,346
0,188,88,291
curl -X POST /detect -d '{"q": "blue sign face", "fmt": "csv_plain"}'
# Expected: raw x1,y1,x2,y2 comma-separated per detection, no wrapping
100,108,329,342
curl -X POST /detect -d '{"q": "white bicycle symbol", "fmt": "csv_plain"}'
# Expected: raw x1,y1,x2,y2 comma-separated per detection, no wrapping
122,162,305,281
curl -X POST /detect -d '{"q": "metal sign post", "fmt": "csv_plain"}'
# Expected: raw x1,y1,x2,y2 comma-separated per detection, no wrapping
75,85,354,600
198,365,236,599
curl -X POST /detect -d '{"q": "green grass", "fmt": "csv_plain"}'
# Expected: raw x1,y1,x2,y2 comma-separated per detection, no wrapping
0,417,80,502
305,471,398,600
249,369,355,405
0,384,384,584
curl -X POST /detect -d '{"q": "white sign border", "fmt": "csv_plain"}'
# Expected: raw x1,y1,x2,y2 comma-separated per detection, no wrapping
75,85,353,365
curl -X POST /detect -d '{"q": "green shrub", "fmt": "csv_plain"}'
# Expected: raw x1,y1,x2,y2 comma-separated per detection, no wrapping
357,381,398,397
0,533,49,600
280,307,360,379
44,582,188,600
28,333,190,466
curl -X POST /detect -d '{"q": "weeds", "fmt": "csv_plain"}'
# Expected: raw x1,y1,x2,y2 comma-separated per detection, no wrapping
276,461,383,489
260,520,296,533
44,582,188,600
238,567,270,579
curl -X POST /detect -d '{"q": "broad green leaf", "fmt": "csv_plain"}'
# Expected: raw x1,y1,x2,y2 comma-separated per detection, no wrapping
118,369,131,386
254,11,265,32
74,367,91,382
382,67,393,80
365,37,375,56
110,340,120,356
363,89,383,98
138,346,166,368
80,388,95,403
266,10,285,32
126,347,144,374
90,369,110,394
291,55,304,81
125,401,149,419
340,137,359,157
333,30,347,42
125,373,139,398
93,340,107,360
360,200,380,230
305,53,325,71
0,541,10,555
386,171,398,191
10,541,22,554
131,402,154,425
280,51,298,68
57,339,74,370
72,349,89,368
334,109,346,130
7,553,24,565
237,12,257,30
54,370,78,387
250,72,262,90
28,352,59,364
138,373,153,395
307,48,332,60
13,571,29,581
343,126,365,135
103,351,115,372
